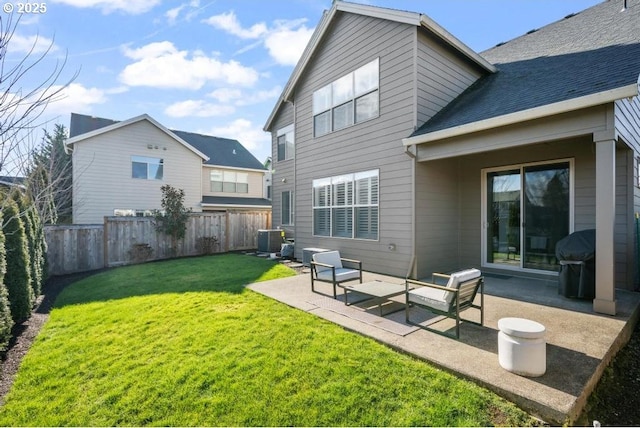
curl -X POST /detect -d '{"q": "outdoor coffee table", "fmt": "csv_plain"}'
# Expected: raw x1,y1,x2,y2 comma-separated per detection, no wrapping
343,280,409,316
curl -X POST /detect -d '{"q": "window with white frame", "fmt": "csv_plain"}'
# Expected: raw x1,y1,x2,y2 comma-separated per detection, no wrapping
313,170,378,239
132,156,163,180
313,58,379,137
636,156,640,188
277,125,294,161
210,170,249,193
281,190,293,225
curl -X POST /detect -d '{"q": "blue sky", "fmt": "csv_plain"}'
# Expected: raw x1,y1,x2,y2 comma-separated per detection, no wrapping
6,0,604,167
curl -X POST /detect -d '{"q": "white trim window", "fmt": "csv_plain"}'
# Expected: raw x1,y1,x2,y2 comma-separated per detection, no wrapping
313,170,378,240
277,125,295,161
281,190,294,225
132,156,163,180
313,58,379,137
210,170,249,193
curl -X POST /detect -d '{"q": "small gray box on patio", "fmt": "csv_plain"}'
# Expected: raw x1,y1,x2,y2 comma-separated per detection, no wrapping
302,248,330,267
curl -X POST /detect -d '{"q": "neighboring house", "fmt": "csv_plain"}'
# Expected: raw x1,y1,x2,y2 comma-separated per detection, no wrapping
264,0,640,315
66,113,270,224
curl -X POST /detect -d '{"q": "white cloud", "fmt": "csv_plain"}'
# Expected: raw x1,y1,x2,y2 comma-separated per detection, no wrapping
236,86,282,106
209,88,243,103
165,5,185,25
264,25,314,66
165,100,235,118
43,83,107,116
120,42,259,89
209,119,270,156
164,0,201,25
203,13,313,66
10,34,57,54
51,0,160,14
203,11,268,39
207,86,281,106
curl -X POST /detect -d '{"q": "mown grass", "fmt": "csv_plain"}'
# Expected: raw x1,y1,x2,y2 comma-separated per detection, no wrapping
0,254,535,426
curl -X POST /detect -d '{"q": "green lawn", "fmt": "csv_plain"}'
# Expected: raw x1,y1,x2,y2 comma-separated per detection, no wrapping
0,254,535,426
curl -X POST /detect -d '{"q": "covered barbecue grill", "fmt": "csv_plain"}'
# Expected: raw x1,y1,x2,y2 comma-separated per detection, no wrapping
555,229,596,299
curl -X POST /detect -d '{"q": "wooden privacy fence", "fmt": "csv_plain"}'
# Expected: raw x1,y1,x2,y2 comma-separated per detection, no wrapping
45,211,271,276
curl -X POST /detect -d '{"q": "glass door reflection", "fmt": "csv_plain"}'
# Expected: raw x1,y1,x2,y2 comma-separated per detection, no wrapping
487,170,521,266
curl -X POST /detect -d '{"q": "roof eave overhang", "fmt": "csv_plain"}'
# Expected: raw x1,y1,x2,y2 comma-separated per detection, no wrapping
403,83,639,146
418,15,496,74
65,114,210,161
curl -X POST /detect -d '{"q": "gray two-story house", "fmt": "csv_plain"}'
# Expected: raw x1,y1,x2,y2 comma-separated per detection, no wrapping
265,0,640,316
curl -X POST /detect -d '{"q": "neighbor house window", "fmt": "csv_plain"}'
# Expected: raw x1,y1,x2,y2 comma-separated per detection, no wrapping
313,58,379,137
210,170,249,193
114,209,156,217
277,125,295,161
312,170,378,240
132,156,163,180
282,191,293,225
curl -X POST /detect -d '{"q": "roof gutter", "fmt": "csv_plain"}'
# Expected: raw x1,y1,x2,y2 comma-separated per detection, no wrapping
403,83,639,146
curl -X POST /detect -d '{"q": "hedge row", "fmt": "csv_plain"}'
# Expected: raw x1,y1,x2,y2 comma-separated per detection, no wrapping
0,190,48,352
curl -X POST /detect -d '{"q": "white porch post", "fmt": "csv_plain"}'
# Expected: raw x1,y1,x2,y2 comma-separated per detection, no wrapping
594,138,617,315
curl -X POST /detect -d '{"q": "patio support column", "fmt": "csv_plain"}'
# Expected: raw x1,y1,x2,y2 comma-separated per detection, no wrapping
594,137,617,315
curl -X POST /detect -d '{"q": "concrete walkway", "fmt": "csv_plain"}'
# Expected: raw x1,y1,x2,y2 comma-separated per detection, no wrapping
247,269,640,425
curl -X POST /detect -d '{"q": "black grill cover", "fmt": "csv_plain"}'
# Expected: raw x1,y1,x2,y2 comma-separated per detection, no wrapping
555,229,596,299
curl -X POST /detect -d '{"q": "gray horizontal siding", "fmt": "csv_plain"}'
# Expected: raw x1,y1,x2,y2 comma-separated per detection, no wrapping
289,12,417,277
270,102,295,231
416,29,483,127
615,96,640,289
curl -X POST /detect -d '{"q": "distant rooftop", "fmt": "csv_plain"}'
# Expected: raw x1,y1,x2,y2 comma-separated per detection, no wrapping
69,113,266,171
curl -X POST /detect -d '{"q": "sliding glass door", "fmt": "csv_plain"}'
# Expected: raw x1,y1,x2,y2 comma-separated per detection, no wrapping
484,160,571,272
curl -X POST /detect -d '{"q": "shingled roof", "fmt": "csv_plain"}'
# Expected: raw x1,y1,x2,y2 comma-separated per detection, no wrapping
68,113,265,171
409,0,640,140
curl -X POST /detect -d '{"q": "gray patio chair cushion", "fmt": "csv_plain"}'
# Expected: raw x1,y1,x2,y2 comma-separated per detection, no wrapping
407,286,451,312
441,268,482,305
313,251,361,282
408,268,482,311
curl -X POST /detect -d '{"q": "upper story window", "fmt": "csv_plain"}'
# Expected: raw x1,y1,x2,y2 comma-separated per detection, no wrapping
210,170,249,193
277,125,295,161
313,58,379,138
132,156,163,180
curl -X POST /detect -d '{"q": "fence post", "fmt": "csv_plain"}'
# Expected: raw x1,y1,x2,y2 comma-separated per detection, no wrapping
103,216,108,268
225,211,230,252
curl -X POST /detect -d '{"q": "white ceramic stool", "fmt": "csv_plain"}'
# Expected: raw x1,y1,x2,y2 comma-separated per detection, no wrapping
498,317,546,377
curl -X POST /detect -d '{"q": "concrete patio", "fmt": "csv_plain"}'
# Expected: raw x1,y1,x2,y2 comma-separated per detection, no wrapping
248,268,640,425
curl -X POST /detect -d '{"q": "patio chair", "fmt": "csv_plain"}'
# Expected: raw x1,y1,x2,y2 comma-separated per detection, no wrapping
310,251,362,299
405,268,483,339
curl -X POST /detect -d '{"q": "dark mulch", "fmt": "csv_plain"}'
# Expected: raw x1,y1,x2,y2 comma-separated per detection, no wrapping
0,268,639,426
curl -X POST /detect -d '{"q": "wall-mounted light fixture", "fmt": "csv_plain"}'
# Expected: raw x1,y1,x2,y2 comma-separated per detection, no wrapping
388,243,396,251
